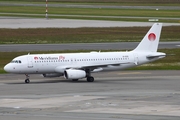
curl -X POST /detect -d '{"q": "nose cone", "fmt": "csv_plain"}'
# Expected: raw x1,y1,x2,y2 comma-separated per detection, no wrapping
4,64,11,73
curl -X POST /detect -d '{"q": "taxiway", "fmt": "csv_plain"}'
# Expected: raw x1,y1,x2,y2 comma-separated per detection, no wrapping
0,70,180,120
0,42,180,52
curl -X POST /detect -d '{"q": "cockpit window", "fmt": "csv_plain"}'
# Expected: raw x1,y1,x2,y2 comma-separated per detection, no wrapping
11,60,22,63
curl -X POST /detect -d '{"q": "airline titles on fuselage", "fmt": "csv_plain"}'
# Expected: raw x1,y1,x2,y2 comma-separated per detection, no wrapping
34,56,65,61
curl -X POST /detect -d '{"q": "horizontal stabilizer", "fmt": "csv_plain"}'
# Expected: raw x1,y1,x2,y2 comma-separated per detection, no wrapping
146,52,166,59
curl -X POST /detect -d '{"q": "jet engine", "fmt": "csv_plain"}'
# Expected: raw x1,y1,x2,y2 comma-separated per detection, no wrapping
43,73,63,78
64,69,86,79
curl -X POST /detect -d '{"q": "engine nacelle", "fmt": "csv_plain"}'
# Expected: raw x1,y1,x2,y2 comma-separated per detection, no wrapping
43,73,63,78
64,69,86,79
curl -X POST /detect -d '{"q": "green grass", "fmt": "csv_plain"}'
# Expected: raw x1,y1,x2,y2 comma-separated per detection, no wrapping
0,0,180,6
0,26,180,44
0,6,179,18
0,1,179,23
0,6,179,23
1,48,180,73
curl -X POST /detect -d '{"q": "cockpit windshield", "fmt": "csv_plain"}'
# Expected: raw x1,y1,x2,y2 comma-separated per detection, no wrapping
10,60,22,63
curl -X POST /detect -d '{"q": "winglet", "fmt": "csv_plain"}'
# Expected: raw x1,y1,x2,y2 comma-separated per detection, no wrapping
133,23,162,52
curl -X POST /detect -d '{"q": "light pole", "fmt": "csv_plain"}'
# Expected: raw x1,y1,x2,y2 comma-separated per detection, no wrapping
46,0,48,19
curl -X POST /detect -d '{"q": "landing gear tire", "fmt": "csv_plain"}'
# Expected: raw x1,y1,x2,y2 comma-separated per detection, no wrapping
72,79,78,82
25,79,30,83
87,76,94,82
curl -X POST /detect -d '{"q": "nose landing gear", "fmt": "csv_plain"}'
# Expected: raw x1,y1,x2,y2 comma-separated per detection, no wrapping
25,74,30,83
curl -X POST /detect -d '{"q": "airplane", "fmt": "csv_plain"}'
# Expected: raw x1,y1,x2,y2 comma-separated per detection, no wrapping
4,23,166,83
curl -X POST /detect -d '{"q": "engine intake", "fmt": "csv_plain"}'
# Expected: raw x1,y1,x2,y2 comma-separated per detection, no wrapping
64,69,86,79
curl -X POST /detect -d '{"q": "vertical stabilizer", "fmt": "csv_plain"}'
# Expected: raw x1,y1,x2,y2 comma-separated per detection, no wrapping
133,23,162,52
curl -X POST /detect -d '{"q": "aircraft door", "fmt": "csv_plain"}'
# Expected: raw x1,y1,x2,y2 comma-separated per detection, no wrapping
27,56,33,68
133,53,139,65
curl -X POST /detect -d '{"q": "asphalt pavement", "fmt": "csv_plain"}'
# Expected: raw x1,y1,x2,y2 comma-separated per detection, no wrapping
0,70,180,120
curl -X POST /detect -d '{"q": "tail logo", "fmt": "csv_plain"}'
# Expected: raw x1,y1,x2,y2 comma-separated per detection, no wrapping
148,33,156,41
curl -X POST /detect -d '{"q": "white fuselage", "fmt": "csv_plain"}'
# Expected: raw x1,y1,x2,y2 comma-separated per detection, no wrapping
4,51,164,74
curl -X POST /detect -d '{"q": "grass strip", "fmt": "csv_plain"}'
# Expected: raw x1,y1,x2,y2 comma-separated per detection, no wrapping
0,0,180,6
0,26,180,44
1,6,180,18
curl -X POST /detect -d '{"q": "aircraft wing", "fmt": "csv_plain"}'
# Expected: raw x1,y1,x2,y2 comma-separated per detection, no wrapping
67,62,134,71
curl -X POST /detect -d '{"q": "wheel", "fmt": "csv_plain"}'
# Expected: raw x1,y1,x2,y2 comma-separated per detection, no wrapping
87,76,94,82
25,79,30,83
72,79,78,82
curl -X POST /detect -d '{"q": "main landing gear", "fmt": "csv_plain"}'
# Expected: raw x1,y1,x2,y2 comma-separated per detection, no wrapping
87,76,94,82
25,74,30,83
86,69,94,82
